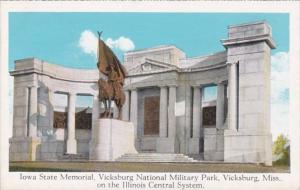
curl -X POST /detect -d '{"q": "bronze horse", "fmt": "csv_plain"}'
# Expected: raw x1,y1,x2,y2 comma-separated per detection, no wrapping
98,78,125,120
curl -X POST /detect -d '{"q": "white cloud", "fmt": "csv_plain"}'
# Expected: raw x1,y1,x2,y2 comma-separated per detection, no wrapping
78,30,98,57
271,52,289,103
106,36,135,52
78,30,135,58
271,102,289,141
270,51,289,141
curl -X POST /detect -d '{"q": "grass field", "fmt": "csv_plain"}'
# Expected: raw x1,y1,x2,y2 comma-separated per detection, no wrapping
10,161,290,173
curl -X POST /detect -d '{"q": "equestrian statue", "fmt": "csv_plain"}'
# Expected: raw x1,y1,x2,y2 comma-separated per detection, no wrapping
96,31,127,120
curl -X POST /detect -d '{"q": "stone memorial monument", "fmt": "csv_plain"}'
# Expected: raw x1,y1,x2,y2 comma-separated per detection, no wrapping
9,21,274,165
89,32,137,161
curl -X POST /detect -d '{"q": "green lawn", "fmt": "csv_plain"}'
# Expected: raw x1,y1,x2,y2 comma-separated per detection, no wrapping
10,161,290,173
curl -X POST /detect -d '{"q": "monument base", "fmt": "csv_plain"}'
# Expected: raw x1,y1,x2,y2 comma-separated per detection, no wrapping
89,119,137,161
9,137,41,161
224,129,272,166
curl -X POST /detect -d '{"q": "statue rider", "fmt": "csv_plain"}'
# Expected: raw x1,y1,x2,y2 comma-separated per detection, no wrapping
108,63,122,97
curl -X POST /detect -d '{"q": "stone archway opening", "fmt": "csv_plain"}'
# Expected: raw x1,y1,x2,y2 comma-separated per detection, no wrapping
75,94,93,157
52,92,68,152
202,85,217,128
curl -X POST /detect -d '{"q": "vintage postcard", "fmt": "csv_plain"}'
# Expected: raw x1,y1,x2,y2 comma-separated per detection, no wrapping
0,1,299,190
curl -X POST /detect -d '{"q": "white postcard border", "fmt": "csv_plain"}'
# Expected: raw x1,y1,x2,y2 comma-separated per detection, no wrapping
0,1,299,190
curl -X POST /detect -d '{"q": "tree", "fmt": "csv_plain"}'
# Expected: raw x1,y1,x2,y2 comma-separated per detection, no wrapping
272,134,290,166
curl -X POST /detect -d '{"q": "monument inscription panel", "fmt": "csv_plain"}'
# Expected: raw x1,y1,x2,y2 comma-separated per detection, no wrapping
144,96,160,136
53,109,92,129
203,106,216,127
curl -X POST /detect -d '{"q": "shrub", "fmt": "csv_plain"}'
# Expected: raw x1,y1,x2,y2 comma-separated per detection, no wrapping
272,134,290,166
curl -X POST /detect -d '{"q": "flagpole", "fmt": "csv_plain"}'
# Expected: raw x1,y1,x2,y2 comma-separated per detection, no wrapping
96,31,103,69
97,31,103,38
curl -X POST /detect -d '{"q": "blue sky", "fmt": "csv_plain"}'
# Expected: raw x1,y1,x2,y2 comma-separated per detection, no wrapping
8,13,289,140
9,13,288,69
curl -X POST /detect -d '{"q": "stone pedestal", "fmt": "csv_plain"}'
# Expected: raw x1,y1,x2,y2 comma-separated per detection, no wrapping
9,137,41,161
89,119,137,161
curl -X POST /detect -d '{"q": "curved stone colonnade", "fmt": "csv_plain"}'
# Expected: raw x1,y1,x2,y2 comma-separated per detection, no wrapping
10,58,99,160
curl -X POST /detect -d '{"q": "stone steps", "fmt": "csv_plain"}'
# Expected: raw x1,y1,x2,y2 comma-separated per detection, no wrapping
58,154,88,161
188,153,204,161
115,153,197,162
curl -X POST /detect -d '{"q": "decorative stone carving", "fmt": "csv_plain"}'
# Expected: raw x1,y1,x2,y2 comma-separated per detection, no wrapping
142,63,152,71
127,59,176,75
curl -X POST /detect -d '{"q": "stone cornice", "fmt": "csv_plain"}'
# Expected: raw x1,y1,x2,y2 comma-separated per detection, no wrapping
126,61,227,77
221,34,276,49
180,62,226,73
10,67,98,83
125,45,184,56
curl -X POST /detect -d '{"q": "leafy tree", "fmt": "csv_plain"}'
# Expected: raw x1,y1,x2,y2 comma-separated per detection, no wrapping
272,134,290,166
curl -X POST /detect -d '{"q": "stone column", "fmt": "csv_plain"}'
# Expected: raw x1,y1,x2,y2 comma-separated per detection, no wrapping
192,86,202,138
122,90,130,121
168,85,176,138
159,86,168,137
48,89,54,130
21,87,29,137
188,85,203,154
228,62,238,130
28,85,38,137
130,89,138,137
216,82,225,129
66,92,77,154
